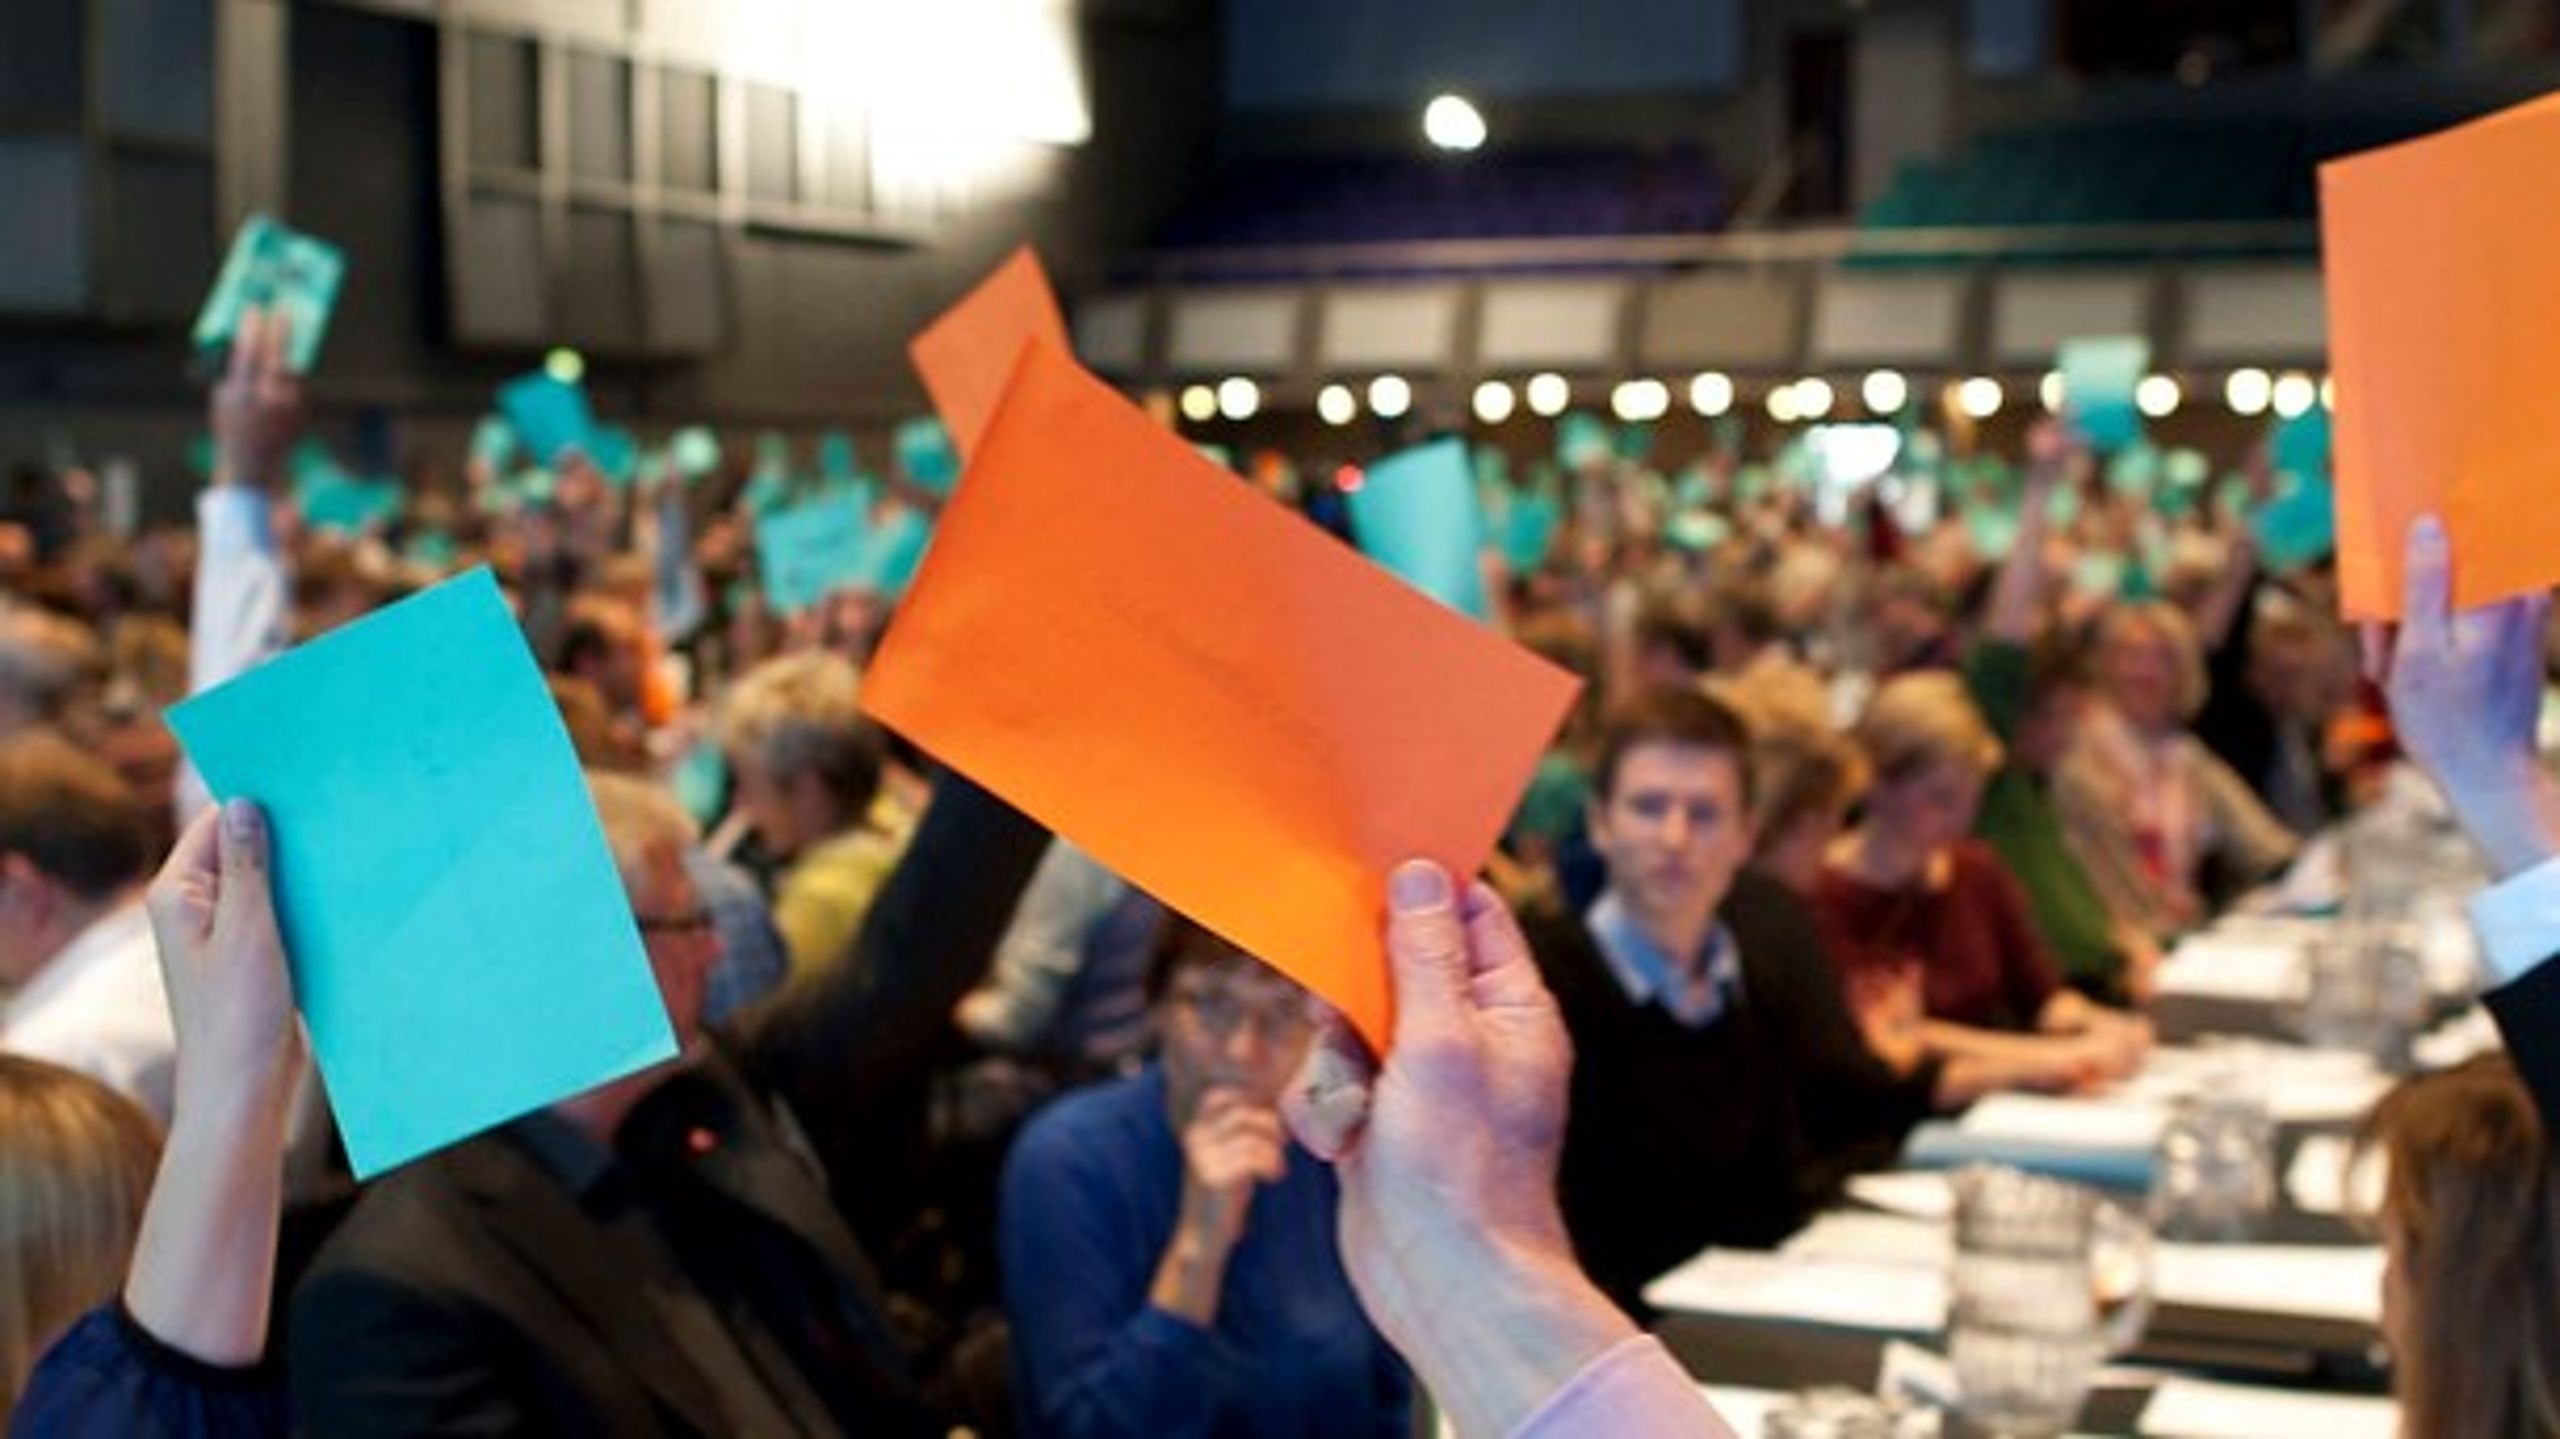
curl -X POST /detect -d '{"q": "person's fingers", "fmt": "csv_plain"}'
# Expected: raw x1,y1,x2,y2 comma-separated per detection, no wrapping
208,800,278,950
146,807,225,933
1281,1008,1373,1162
259,306,294,383
2401,515,2453,661
1384,861,1471,1049
1457,881,1548,1015
227,308,266,389
2356,621,2393,686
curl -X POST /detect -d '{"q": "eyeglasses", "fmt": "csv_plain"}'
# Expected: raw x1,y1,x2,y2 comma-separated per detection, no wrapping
637,909,716,938
1174,987,1315,1046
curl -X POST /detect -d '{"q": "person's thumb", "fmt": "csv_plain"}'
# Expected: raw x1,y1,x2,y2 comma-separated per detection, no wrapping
210,799,278,948
1384,861,1470,1054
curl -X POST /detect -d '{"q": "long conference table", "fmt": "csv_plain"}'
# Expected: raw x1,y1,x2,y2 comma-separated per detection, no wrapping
1631,906,2500,1437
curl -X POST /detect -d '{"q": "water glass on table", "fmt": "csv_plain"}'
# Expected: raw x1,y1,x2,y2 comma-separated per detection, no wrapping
1946,1166,2152,1439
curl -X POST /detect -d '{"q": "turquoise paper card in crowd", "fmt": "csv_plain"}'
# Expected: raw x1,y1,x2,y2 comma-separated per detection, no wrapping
756,494,871,613
1346,437,1490,620
193,214,347,374
165,567,675,1178
897,417,961,494
496,373,595,466
852,504,934,599
586,425,641,489
2253,474,2339,572
2271,407,2333,485
2057,335,2150,452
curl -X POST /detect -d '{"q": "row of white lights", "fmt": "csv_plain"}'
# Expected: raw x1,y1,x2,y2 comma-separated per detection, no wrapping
1176,366,2335,427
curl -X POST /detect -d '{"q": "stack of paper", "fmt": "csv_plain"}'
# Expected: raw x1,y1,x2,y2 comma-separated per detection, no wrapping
2139,1378,2396,1438
1643,1249,1947,1333
2150,1242,2385,1325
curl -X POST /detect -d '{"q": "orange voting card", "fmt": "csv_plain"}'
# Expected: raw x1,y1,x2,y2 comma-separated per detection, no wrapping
862,342,1580,1052
908,247,1071,461
2322,93,2560,619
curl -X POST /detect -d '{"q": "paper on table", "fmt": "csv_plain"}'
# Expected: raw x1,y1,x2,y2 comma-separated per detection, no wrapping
2151,1242,2385,1324
2139,1378,2397,1439
908,246,1071,462
166,568,675,1177
860,343,1580,1051
1779,1211,1950,1268
1959,1093,2172,1151
755,495,872,615
2285,1134,2388,1217
1643,1249,1947,1334
2320,93,2560,619
2153,933,2306,1002
1346,437,1491,619
1847,1170,1957,1222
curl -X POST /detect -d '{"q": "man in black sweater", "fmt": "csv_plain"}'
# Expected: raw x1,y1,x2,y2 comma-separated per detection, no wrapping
1528,688,1941,1315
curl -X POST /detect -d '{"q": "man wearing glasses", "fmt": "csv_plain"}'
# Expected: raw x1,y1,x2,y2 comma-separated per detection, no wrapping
290,769,1047,1434
999,918,1412,1439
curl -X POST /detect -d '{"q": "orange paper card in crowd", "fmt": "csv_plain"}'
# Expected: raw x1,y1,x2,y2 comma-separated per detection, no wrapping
907,246,1072,461
862,342,1580,1052
2321,93,2560,619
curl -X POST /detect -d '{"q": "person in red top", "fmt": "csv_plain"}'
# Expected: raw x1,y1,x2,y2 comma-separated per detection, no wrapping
1814,671,2150,1084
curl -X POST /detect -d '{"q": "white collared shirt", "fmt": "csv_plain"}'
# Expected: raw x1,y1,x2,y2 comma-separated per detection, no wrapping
1,899,175,1123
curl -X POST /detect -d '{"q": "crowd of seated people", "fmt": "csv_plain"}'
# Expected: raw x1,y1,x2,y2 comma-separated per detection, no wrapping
3,302,2557,1438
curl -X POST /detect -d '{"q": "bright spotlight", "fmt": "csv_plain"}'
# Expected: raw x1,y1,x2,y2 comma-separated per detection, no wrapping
1767,383,1802,424
1368,374,1413,419
1423,94,1487,152
1690,371,1735,417
1316,383,1359,427
2271,371,2316,419
1216,376,1260,421
1862,370,1908,414
1957,376,2005,420
1178,384,1218,423
2224,368,2272,416
1472,380,1517,425
1525,372,1571,417
2135,374,2181,419
2039,371,2066,415
1794,378,1835,420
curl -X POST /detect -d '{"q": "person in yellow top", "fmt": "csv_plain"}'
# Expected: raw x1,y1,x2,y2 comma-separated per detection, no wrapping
716,652,912,979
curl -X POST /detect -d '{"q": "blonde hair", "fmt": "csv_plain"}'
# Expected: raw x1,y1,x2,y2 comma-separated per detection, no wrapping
1855,671,2004,785
585,770,699,893
716,652,884,821
2357,1055,2560,1438
2095,601,2211,721
0,1056,161,1411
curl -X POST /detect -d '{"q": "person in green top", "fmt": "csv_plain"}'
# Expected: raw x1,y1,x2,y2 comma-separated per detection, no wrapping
1963,424,2160,1006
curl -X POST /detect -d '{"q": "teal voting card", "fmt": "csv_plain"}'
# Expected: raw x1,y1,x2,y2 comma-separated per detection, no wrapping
756,494,871,613
852,503,933,599
1346,437,1490,620
194,215,347,375
896,417,961,495
496,374,595,467
2057,335,2149,452
165,568,675,1178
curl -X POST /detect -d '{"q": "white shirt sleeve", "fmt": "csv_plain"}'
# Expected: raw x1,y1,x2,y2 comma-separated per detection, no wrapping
2468,854,2560,987
177,487,289,825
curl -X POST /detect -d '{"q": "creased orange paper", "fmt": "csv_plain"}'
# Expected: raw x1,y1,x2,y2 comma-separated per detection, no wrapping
862,342,1581,1052
908,246,1071,462
2321,93,2560,619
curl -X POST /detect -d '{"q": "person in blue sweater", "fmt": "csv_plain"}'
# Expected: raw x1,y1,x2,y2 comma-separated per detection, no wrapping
998,918,1411,1439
